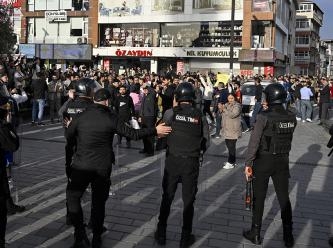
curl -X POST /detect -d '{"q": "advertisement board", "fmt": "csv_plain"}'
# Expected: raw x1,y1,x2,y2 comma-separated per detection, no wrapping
98,0,242,17
193,0,242,13
152,0,184,12
252,0,271,12
54,44,92,60
39,44,54,59
19,44,35,58
99,0,145,16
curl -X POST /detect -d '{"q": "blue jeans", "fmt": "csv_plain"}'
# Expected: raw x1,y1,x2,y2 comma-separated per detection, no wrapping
295,99,301,118
250,102,262,128
301,100,312,120
32,99,45,123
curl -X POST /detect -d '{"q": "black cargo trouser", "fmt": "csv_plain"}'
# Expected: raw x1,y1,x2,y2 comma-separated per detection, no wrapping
0,167,9,244
157,155,199,234
141,116,156,154
66,168,111,236
252,154,292,226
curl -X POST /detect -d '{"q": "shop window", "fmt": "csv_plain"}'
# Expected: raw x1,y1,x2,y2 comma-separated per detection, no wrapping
99,23,160,47
161,21,242,48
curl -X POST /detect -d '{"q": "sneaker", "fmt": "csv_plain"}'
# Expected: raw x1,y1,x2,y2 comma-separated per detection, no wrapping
306,118,312,122
242,128,250,133
302,120,306,123
296,117,301,121
37,122,45,126
223,162,234,169
214,135,221,139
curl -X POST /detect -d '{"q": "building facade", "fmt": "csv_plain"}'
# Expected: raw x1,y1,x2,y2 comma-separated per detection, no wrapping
238,0,299,77
322,39,333,78
294,1,323,76
19,0,92,62
91,0,244,75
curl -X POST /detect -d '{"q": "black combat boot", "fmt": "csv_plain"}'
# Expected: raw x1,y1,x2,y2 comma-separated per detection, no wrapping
154,224,166,245
179,231,195,248
329,237,333,247
243,224,262,245
283,224,294,247
6,199,25,215
71,228,90,248
92,235,102,248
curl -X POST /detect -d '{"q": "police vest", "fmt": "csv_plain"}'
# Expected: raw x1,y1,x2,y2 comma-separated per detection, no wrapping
259,110,296,155
65,98,93,119
167,105,202,157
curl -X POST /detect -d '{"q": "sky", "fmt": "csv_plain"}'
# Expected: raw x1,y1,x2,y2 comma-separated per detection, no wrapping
315,0,333,40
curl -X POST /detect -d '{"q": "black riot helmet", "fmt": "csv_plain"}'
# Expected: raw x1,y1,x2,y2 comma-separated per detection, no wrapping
94,88,111,102
175,82,196,102
75,78,101,97
263,83,287,105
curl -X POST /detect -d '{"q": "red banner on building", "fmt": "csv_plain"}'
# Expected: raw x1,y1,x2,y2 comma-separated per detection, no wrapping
0,0,23,8
264,66,274,76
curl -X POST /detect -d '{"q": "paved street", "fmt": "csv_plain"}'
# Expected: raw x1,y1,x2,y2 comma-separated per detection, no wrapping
4,117,333,248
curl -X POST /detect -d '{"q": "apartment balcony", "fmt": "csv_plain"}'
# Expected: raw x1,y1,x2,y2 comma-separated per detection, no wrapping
295,43,310,48
295,56,310,64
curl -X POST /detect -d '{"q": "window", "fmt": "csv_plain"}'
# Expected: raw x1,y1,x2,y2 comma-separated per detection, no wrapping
298,4,312,12
296,36,310,45
295,51,309,57
70,17,84,36
296,20,309,29
251,21,272,48
83,17,88,36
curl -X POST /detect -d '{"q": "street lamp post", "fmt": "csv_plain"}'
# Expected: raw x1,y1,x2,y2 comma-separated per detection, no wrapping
229,0,235,78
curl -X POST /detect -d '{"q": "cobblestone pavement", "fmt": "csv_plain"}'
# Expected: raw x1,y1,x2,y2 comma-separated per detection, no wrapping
4,118,333,248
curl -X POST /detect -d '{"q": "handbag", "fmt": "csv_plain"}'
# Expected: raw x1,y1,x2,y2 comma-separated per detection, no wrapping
129,117,140,129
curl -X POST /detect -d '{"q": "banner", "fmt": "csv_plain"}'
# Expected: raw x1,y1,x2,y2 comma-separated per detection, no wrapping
215,73,230,86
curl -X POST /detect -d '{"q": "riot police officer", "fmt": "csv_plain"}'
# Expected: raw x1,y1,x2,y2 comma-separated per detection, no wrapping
0,96,20,248
62,78,101,173
243,83,297,247
154,82,210,248
59,78,101,226
66,88,171,248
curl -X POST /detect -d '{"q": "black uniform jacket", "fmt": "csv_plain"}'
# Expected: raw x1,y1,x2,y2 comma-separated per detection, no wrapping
245,105,296,166
66,103,157,174
0,122,19,199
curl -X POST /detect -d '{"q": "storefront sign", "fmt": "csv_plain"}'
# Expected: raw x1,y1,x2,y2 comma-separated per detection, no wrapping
186,50,237,58
115,49,153,57
95,47,240,59
45,11,67,22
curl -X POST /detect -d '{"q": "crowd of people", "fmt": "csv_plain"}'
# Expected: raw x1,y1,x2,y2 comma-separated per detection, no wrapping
1,54,333,248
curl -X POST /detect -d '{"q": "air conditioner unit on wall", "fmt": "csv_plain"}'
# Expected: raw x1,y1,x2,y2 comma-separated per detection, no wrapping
77,37,88,44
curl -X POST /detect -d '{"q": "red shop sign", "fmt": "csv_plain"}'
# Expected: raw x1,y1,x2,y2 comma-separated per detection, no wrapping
115,49,153,57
